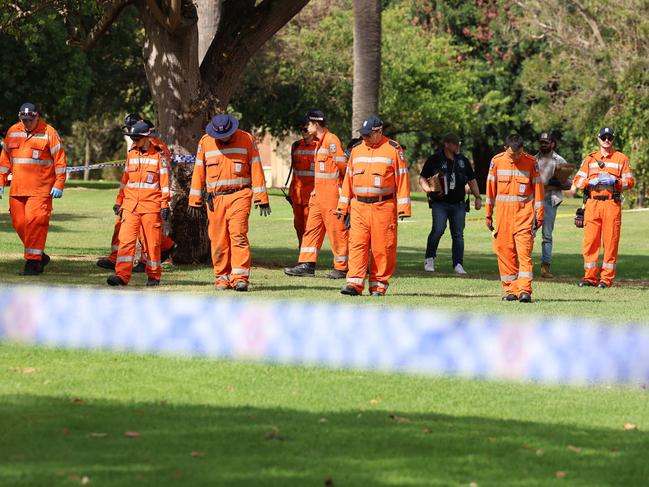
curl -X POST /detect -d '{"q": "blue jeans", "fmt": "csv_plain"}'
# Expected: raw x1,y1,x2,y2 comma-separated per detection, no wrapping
425,201,466,266
541,199,559,264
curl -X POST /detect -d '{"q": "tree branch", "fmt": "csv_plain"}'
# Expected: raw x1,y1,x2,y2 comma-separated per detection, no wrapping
81,0,133,51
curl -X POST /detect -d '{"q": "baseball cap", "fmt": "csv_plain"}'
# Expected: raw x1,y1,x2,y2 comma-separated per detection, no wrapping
126,121,152,139
358,115,383,136
538,132,553,142
598,127,615,139
442,133,461,145
18,102,38,121
305,109,326,123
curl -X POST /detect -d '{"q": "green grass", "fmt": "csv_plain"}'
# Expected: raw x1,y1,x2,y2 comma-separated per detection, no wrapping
1,183,649,486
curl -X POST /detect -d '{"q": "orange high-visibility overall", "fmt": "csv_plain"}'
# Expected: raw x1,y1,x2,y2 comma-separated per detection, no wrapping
485,151,544,297
337,136,411,295
188,129,269,289
288,137,316,247
115,143,170,283
0,119,66,260
573,150,634,286
298,129,348,270
108,138,174,264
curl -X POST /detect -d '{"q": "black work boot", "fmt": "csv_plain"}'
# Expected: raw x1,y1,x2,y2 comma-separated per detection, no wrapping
19,259,42,276
133,261,146,273
146,278,160,287
340,285,360,296
578,280,594,287
518,292,532,303
161,243,177,263
96,258,116,270
234,281,249,292
502,294,518,301
40,253,50,273
327,269,347,279
107,275,126,286
284,262,315,277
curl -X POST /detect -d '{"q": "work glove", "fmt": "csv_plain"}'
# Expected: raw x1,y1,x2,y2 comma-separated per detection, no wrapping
50,187,63,198
343,212,351,229
574,208,585,228
599,174,617,185
187,205,202,219
534,219,544,230
160,208,170,221
485,215,494,231
0,186,4,199
257,203,271,217
112,204,121,216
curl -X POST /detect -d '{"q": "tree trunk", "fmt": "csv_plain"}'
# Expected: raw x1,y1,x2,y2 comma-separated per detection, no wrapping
352,0,381,138
137,0,210,264
83,137,91,181
197,0,221,67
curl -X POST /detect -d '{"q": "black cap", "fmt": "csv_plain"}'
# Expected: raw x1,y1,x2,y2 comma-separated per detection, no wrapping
306,109,325,123
358,115,383,136
598,127,615,139
18,102,38,121
126,121,151,138
442,133,461,145
538,132,554,142
123,113,141,128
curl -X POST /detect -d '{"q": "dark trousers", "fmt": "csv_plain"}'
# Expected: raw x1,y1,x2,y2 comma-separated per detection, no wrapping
425,201,466,266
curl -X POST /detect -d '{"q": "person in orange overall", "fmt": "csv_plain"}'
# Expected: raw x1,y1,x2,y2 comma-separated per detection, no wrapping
287,116,316,247
485,133,544,303
97,114,176,271
336,116,411,296
571,127,635,288
0,102,66,275
107,121,170,286
284,110,349,278
187,114,270,292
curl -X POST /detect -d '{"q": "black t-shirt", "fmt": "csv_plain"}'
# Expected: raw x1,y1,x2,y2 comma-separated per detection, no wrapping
420,150,475,203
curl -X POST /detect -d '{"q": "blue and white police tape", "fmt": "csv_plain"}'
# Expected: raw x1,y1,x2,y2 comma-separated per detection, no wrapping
64,154,197,173
1,285,648,385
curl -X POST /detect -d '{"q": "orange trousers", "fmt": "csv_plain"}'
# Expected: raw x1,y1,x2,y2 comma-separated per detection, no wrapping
493,209,535,296
298,190,348,270
582,199,621,286
115,210,162,283
346,199,397,295
292,202,310,247
108,216,174,264
207,188,252,288
9,195,52,260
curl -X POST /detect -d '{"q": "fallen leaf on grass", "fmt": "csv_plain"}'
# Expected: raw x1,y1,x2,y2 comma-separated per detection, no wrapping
389,414,411,424
421,428,432,434
488,437,497,444
68,475,90,484
318,417,328,423
369,398,380,405
123,431,140,438
567,445,581,453
264,426,284,441
623,423,638,431
190,451,205,458
13,367,39,374
469,482,479,487
556,471,567,479
89,433,108,438
324,477,334,486
62,428,70,436
81,477,90,485
536,448,545,457
71,398,84,404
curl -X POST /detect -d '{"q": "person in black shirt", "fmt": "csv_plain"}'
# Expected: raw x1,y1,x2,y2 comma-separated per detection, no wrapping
419,133,482,273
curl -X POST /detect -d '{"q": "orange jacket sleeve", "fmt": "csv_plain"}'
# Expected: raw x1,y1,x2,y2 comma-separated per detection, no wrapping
159,151,171,209
337,157,353,214
115,170,128,206
188,138,206,207
0,134,9,186
249,136,269,205
330,134,347,186
572,156,591,190
485,158,497,218
48,126,67,191
532,159,545,222
619,157,635,191
394,143,411,217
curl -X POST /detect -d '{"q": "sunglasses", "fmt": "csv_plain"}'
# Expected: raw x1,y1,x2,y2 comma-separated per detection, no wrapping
600,135,614,141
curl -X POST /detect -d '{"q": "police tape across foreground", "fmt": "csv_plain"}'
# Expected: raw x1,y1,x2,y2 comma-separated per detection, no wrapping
1,285,648,385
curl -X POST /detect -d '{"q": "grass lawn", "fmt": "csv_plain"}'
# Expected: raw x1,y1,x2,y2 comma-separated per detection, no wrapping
1,182,649,486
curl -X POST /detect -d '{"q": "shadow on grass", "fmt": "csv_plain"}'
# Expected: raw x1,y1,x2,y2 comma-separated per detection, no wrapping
65,180,121,190
0,394,647,486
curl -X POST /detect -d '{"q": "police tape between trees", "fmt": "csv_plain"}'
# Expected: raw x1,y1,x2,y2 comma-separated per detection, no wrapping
1,286,648,385
64,154,197,173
